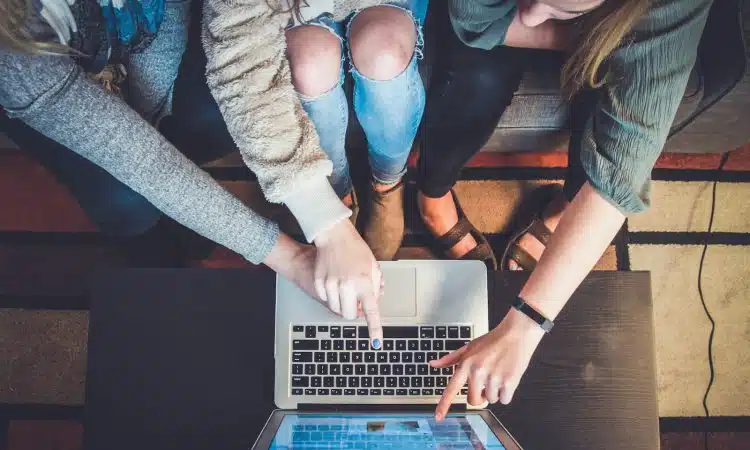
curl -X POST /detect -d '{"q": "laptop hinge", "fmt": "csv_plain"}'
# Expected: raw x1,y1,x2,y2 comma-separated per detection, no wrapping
297,403,468,413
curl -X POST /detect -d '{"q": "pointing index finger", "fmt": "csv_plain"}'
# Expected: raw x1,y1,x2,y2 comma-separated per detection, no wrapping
435,365,469,420
360,284,383,350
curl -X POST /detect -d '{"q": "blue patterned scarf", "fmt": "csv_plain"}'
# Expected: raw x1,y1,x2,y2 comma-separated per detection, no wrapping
36,0,166,72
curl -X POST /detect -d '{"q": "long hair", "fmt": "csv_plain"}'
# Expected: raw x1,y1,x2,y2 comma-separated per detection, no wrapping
0,0,72,54
265,0,308,24
562,0,651,96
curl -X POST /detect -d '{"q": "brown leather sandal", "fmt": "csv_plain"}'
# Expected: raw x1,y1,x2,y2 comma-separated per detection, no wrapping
501,184,563,271
430,190,498,271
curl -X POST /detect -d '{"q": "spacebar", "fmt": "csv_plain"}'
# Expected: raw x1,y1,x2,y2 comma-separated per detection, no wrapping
382,326,418,338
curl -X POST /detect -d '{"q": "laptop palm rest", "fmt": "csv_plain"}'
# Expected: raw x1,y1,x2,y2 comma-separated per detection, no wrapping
380,266,417,318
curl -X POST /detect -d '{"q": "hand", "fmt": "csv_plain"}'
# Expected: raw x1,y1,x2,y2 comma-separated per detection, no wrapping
313,220,384,347
431,308,546,419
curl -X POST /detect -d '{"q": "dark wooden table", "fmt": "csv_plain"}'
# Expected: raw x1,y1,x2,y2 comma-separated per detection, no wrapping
85,269,658,450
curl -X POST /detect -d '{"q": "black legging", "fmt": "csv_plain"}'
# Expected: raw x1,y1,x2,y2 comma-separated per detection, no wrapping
417,1,592,201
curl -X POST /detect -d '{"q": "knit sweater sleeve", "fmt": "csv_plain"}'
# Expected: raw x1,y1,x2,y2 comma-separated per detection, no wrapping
579,0,712,214
202,0,350,242
0,49,280,264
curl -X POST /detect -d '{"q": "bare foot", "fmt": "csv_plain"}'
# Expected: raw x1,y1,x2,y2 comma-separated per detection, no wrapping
508,192,568,271
418,191,478,259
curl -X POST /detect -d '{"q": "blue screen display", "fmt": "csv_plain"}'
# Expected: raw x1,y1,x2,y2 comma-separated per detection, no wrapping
269,413,507,449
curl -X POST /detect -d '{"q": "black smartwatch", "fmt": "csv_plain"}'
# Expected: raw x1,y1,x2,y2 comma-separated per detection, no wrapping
512,297,554,333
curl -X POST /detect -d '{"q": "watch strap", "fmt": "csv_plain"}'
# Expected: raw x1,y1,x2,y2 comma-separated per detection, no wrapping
512,296,554,333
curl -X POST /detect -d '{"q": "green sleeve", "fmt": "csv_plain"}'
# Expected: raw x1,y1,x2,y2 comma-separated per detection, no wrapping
448,0,517,50
579,0,713,214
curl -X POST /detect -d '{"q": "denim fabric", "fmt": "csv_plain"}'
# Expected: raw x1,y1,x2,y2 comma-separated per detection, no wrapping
295,0,428,196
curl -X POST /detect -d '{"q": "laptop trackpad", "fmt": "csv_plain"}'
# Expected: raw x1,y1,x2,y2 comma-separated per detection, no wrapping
380,267,417,318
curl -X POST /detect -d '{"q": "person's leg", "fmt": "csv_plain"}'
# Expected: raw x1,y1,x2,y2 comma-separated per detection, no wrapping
346,3,426,259
416,1,526,258
286,18,352,202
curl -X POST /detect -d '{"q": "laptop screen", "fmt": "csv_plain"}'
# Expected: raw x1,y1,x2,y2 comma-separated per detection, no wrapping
269,413,506,449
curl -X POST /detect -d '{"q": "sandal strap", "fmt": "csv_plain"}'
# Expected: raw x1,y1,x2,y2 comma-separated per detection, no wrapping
507,244,537,271
461,241,497,270
435,216,474,253
528,218,553,246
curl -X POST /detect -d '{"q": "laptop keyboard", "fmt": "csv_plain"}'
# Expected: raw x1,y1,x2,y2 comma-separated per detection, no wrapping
290,325,472,397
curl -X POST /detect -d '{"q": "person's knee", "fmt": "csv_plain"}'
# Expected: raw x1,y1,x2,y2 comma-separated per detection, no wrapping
349,6,417,81
89,188,163,238
286,25,342,97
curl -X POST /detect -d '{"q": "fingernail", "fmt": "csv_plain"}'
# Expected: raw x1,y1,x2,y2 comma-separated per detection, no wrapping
435,413,443,421
372,338,381,350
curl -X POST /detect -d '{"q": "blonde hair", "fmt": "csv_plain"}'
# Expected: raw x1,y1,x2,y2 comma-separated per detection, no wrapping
562,0,651,96
0,0,72,54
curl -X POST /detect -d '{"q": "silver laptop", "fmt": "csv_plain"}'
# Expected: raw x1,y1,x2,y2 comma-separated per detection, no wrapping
260,260,521,449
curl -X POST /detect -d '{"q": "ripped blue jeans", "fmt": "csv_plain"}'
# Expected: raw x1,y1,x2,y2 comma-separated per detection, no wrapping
294,0,428,197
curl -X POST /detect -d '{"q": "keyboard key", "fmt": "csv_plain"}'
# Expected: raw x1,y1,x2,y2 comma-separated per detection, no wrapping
420,341,431,351
293,325,304,333
330,365,341,375
336,377,347,387
420,327,434,339
402,353,413,363
397,389,408,396
364,352,375,363
442,367,454,375
437,377,448,387
346,340,357,350
448,326,459,338
408,340,419,351
415,352,426,363
332,389,342,395
343,327,357,338
292,376,309,387
461,388,469,395
440,352,450,359
324,377,334,387
357,389,369,396
348,378,359,388
305,326,316,338
377,353,388,363
399,377,410,388
389,353,400,363
412,377,422,387
293,340,319,351
292,364,303,375
436,326,447,338
318,389,329,395
374,378,385,388
405,365,416,375
334,340,344,351
330,326,341,338
396,340,407,351
305,365,315,375
343,365,353,375
292,388,303,395
355,365,365,375
460,326,472,339
393,365,404,375
446,340,469,351
424,377,435,387
409,389,421,396
358,340,369,351
358,327,369,338
383,340,395,351
422,389,434,396
367,365,379,375
318,325,329,332
340,353,351,363
370,389,382,395
427,352,438,362
352,352,363,363
317,364,328,375
344,389,355,395
314,352,325,363
321,340,332,351
362,377,373,388
387,377,398,387
311,377,322,387
430,366,441,375
435,388,444,395
418,365,428,375
383,326,418,338
305,388,316,396
379,365,391,375
433,340,444,351
327,353,337,363
384,389,395,395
